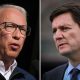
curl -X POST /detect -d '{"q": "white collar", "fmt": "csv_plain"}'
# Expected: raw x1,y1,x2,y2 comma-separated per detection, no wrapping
0,59,17,73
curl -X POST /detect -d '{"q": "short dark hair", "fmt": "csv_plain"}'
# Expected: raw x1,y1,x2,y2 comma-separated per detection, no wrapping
50,3,80,25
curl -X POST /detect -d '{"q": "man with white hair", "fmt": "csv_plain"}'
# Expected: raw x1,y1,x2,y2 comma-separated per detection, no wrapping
0,4,36,80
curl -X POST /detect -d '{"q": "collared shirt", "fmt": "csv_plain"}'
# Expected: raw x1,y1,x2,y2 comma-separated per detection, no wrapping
63,62,80,80
0,59,17,80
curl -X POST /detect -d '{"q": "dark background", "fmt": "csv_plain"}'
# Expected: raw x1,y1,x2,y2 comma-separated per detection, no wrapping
0,0,39,80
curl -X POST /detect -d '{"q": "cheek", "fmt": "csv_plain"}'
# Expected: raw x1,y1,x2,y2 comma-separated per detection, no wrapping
21,38,25,46
68,31,80,47
18,37,26,49
0,32,11,45
1,32,11,41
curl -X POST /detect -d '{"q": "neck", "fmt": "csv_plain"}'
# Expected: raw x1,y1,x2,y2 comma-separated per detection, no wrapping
0,52,14,70
69,59,80,67
68,54,80,67
65,51,80,67
0,56,14,70
3,59,14,70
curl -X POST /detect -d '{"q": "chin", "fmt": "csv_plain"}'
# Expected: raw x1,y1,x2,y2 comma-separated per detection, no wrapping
59,47,71,54
59,50,73,57
7,51,19,59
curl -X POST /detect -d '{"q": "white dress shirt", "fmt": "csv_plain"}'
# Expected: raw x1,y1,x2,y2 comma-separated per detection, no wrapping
0,60,17,80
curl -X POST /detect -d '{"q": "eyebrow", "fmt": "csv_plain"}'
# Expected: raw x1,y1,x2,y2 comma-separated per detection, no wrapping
53,23,73,28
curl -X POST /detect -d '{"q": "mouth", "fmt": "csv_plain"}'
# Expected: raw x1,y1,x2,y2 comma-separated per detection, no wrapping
58,43,68,48
9,43,20,51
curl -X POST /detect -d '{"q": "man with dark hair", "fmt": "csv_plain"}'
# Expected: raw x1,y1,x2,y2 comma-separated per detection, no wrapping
43,3,80,80
0,4,36,80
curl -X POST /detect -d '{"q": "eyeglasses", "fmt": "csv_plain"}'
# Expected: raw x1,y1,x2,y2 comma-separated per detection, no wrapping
0,22,31,36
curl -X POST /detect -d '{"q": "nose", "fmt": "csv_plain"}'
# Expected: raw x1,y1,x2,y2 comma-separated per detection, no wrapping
12,28,21,40
53,30,64,41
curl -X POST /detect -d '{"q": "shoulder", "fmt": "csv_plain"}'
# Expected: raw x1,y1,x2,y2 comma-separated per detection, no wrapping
43,63,68,80
47,63,67,74
13,67,36,80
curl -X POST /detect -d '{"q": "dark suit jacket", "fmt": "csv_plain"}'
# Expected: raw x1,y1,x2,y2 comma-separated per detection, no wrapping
0,67,36,80
43,63,68,80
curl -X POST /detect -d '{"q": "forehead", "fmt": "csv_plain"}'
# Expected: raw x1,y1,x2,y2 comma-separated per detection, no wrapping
0,7,27,26
52,12,75,28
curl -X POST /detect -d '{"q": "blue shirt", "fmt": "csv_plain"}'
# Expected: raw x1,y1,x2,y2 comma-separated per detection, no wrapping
63,62,80,80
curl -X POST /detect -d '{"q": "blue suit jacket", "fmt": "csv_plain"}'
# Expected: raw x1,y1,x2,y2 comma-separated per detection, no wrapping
43,63,68,80
0,67,36,80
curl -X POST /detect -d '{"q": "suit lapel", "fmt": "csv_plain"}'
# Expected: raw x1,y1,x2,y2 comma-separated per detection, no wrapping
9,67,24,80
57,63,68,80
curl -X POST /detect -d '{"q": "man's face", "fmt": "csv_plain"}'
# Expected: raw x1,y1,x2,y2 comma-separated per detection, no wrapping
0,8,26,59
52,12,80,57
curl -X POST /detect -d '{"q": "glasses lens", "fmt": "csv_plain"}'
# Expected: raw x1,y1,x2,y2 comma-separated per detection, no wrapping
5,22,15,32
21,29,26,36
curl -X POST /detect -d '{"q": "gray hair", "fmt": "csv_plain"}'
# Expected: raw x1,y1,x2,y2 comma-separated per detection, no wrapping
0,4,27,18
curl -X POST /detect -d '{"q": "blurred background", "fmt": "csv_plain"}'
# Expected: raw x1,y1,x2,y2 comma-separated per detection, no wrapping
0,0,39,80
41,0,80,77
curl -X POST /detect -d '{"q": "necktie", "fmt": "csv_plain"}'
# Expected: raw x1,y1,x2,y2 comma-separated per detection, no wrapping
71,68,80,80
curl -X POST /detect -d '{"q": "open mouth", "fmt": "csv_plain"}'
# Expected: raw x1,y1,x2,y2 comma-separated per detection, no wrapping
58,43,67,48
9,43,20,51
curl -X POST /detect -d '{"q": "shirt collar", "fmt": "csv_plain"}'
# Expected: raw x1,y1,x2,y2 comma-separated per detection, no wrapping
0,59,17,72
10,60,17,72
67,62,80,75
